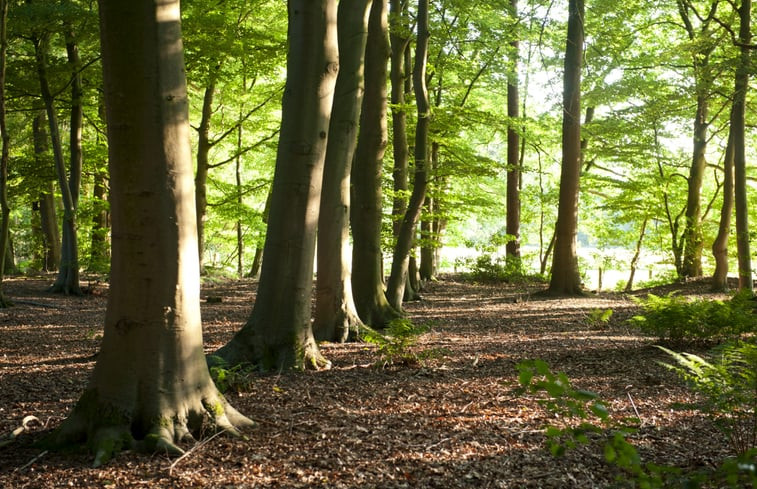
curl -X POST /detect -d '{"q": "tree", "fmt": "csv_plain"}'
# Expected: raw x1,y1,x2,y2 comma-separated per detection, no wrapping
212,0,338,370
711,129,734,291
52,0,252,465
0,0,9,307
385,0,430,311
548,0,584,295
730,0,752,291
314,0,372,343
351,0,401,328
505,0,521,265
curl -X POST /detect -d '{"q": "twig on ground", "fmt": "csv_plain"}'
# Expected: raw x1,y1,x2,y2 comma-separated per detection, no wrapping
168,430,226,477
14,451,48,473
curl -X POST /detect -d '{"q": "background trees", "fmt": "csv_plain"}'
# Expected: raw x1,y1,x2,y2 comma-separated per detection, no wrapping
0,0,754,316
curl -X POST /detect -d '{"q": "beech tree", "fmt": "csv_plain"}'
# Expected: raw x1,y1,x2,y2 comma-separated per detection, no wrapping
314,0,372,343
0,0,9,307
52,0,252,465
213,0,338,370
548,0,584,295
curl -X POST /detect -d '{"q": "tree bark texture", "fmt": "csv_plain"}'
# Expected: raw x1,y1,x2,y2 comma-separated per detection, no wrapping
0,0,9,306
681,94,708,278
53,0,252,466
314,0,372,343
385,0,430,311
548,0,584,295
214,0,338,370
389,0,411,240
351,0,401,328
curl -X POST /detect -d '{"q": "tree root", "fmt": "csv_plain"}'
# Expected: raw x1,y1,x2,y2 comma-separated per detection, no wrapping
49,390,253,467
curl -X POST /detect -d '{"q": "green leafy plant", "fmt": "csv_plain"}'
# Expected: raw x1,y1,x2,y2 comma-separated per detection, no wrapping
586,308,613,329
362,318,430,368
516,359,757,488
207,356,255,394
658,341,757,456
629,290,757,341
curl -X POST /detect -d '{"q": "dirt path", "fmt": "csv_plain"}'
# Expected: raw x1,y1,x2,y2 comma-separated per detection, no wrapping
0,275,730,488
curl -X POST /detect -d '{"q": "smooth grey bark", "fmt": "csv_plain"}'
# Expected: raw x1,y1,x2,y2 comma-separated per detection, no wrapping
385,0,430,311
548,0,584,295
53,0,252,466
214,0,338,370
314,0,372,343
195,81,215,274
505,0,521,264
351,0,401,328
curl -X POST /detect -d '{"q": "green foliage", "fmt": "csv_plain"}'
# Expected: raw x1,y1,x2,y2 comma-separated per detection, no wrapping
516,359,757,488
629,290,757,341
208,357,255,394
586,308,613,328
658,341,757,456
362,319,432,368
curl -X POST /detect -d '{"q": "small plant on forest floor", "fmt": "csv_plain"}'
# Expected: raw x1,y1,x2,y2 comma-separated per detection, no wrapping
515,359,757,488
658,341,757,457
207,357,255,394
362,318,433,368
629,289,757,342
585,308,613,329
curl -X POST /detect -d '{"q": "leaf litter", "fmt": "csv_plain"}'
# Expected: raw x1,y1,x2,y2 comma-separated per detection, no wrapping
0,275,734,487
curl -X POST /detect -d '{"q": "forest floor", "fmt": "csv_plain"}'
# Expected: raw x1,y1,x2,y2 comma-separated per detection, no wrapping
0,274,739,488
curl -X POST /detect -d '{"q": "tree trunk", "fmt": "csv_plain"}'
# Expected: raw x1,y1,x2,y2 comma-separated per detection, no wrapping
548,0,584,295
214,0,338,371
90,170,109,272
711,129,734,291
53,0,252,465
0,0,9,306
32,111,60,271
195,81,215,274
389,0,410,240
34,32,82,295
681,93,708,278
625,216,648,292
247,187,271,279
235,115,244,278
505,0,520,264
732,0,752,291
314,0,372,343
351,0,401,328
386,0,430,310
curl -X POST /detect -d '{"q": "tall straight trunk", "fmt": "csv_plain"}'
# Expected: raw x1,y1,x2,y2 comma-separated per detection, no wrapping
54,0,251,465
711,129,734,291
32,111,60,271
732,0,752,291
389,0,410,239
548,0,584,295
195,81,215,274
681,94,708,278
33,33,82,295
505,0,521,263
89,171,109,271
314,0,372,343
351,0,401,328
214,0,338,370
235,115,244,278
419,194,434,281
0,0,9,306
385,0,430,310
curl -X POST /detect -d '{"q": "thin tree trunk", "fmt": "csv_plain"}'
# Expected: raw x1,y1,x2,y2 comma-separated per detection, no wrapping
247,187,271,279
235,113,244,278
214,0,338,370
505,0,520,264
732,0,752,291
681,94,708,278
386,0,430,310
33,33,82,295
32,111,60,271
711,129,734,291
0,0,9,306
389,0,410,240
195,81,215,274
351,0,401,328
314,0,372,343
548,0,584,295
625,216,648,292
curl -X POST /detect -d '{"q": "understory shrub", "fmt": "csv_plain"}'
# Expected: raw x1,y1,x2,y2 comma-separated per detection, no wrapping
362,318,445,368
515,359,757,488
456,254,544,283
658,341,757,456
629,290,757,341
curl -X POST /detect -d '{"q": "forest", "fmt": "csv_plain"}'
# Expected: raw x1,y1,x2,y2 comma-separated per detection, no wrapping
0,0,756,487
